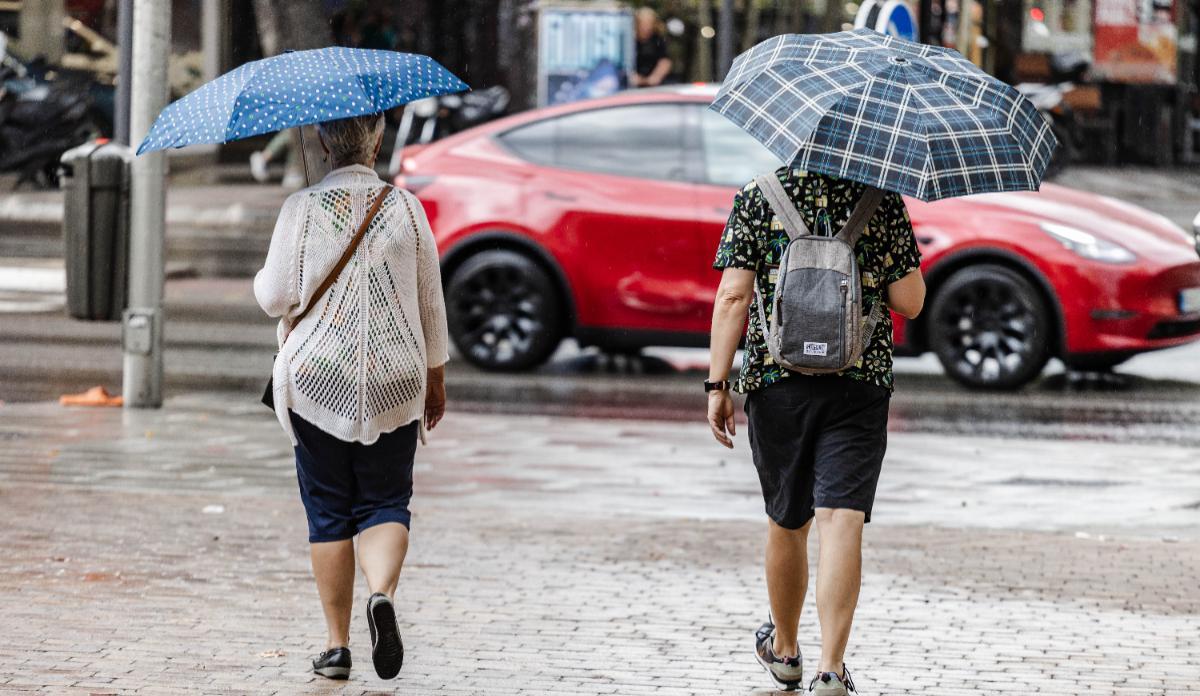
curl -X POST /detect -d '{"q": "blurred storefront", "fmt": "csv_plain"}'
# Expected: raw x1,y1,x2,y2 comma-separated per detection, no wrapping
921,0,1199,165
7,0,1198,165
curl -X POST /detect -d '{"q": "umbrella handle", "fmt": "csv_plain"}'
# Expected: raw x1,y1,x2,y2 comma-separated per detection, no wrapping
299,125,312,188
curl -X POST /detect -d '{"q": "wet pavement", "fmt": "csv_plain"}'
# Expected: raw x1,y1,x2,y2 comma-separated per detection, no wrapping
0,164,1198,693
1,394,1199,694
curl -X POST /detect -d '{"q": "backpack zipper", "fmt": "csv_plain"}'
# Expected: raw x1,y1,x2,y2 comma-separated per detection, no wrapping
840,278,849,362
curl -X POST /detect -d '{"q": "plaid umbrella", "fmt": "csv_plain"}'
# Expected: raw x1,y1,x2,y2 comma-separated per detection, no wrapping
710,29,1057,202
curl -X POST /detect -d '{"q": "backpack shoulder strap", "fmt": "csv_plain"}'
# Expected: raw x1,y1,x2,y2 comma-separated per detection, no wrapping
754,173,810,242
835,185,887,247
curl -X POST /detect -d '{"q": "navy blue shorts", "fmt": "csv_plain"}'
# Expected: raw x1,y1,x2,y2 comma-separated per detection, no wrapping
290,412,418,543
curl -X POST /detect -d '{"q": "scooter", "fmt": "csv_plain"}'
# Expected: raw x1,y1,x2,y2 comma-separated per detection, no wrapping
388,86,511,176
1015,53,1090,177
0,35,104,188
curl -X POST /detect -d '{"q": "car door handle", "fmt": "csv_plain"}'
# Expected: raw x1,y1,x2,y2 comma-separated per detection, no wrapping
541,191,577,202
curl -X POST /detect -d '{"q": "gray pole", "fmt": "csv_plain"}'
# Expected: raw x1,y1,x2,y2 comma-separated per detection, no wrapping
114,0,134,145
717,0,735,80
123,0,171,408
201,0,223,82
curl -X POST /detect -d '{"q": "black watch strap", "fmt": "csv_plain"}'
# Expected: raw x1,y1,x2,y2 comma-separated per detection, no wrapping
704,379,730,393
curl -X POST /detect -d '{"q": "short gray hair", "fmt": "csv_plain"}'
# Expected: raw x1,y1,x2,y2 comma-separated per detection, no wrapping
317,113,385,166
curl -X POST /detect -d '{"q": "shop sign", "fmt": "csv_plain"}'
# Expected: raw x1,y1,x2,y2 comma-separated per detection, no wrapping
1093,0,1178,84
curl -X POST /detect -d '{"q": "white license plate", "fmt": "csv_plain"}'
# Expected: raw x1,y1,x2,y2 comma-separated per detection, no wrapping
1181,288,1200,315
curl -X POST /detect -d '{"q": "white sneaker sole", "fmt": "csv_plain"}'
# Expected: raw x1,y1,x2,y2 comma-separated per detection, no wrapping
314,665,350,680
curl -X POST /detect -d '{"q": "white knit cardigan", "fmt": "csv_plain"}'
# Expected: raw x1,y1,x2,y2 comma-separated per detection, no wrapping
254,165,449,445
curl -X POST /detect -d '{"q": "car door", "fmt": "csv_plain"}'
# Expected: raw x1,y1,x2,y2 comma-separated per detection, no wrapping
498,102,707,335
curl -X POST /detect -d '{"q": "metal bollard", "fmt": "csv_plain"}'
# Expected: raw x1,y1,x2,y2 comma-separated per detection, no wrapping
60,141,133,321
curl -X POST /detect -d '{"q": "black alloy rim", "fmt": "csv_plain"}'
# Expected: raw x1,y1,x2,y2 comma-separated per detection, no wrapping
454,264,546,365
938,279,1037,383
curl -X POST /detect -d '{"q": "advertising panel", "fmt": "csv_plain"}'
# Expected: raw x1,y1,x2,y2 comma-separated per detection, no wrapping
537,3,635,107
1093,0,1178,84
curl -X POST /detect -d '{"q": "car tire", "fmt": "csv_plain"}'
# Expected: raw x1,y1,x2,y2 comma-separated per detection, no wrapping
927,264,1053,390
445,249,563,371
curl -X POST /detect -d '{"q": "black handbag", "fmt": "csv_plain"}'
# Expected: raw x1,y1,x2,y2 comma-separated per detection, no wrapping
262,186,391,410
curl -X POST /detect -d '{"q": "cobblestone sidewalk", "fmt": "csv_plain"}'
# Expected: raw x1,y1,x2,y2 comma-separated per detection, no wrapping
0,395,1197,695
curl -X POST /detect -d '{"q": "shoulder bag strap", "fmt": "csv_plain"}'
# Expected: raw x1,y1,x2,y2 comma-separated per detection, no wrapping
835,185,887,247
754,173,810,241
293,185,391,326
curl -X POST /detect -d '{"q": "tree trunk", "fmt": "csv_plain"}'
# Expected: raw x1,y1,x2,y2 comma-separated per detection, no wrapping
822,0,843,33
249,0,331,183
742,0,762,52
696,0,714,82
251,0,328,56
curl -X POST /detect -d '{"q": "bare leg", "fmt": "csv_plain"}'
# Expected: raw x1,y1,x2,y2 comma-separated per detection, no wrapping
814,508,866,675
765,518,813,657
357,522,410,598
310,540,355,649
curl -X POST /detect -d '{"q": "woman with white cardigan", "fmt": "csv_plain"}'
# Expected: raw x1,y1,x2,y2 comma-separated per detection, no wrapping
254,112,448,683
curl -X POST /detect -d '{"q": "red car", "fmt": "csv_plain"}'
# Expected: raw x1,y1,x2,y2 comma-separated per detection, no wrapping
396,85,1200,389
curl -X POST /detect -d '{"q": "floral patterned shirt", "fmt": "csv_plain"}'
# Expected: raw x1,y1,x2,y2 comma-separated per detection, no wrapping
713,168,921,393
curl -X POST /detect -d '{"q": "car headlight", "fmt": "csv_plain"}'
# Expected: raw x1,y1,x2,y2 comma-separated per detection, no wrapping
1039,222,1137,264
1192,210,1200,258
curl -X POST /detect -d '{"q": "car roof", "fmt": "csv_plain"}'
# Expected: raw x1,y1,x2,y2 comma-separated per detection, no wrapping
438,85,720,146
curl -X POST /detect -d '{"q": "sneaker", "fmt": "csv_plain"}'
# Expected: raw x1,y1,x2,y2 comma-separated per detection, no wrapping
754,621,803,691
249,151,270,182
311,646,351,680
809,666,857,695
366,592,404,679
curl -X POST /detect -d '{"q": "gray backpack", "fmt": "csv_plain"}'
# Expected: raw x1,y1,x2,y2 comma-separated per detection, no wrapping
753,174,886,374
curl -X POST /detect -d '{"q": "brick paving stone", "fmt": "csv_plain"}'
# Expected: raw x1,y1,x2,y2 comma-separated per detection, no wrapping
0,396,1198,694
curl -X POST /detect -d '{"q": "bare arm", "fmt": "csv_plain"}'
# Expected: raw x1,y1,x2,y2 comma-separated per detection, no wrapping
707,268,755,448
425,364,445,430
886,268,926,319
645,57,672,86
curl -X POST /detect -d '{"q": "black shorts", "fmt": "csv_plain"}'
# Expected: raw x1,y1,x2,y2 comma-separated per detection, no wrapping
745,374,890,529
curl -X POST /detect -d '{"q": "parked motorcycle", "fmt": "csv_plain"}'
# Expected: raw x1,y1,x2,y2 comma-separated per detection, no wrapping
388,85,511,176
0,35,106,188
1015,53,1090,178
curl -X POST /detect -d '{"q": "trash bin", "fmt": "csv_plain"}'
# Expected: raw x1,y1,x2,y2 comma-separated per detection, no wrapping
60,141,132,321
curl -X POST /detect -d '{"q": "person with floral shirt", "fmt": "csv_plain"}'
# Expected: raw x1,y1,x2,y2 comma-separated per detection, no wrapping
705,167,925,694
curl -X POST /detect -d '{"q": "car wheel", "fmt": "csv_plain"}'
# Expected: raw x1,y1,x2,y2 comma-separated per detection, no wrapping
446,249,563,371
928,264,1053,390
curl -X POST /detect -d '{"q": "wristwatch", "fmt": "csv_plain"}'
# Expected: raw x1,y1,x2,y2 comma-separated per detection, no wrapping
704,379,730,393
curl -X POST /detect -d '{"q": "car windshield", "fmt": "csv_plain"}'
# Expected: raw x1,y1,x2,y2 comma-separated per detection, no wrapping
699,108,782,187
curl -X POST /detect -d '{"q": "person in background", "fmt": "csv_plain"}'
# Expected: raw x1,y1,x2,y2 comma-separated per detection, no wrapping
633,7,672,87
249,131,305,188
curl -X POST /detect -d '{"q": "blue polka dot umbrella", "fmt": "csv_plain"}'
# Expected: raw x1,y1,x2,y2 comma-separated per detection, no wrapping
136,47,468,155
711,30,1057,202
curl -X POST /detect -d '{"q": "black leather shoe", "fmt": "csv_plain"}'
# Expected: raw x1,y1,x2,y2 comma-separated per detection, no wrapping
366,592,404,679
312,646,351,680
